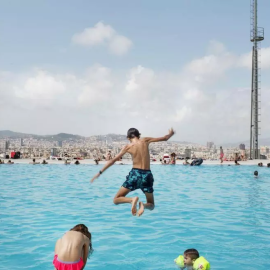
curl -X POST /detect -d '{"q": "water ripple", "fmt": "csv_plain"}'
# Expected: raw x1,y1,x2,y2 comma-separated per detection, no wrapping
0,164,270,269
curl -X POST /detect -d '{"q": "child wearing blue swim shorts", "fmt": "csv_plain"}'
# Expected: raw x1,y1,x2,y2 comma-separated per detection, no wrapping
90,127,175,216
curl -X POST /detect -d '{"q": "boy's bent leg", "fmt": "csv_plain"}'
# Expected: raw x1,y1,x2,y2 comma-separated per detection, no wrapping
144,192,155,210
113,187,139,216
138,192,155,216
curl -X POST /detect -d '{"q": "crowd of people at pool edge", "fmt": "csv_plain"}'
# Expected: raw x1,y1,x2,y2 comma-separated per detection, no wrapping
1,146,270,168
1,128,269,269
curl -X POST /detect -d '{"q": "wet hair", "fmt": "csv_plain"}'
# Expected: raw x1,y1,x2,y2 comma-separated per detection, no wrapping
184,249,200,260
127,128,141,139
70,224,93,257
254,171,258,176
267,163,270,167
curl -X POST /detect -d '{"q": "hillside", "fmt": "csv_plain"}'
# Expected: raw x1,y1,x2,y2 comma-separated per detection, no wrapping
0,130,83,141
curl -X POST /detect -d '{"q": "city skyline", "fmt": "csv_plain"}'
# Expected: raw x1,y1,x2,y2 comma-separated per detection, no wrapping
1,129,270,147
0,1,270,144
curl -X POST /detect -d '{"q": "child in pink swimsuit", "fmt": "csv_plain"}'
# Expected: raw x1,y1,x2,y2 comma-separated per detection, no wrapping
53,224,93,270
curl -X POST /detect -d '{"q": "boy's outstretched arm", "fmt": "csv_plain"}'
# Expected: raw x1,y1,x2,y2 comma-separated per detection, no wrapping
144,128,175,143
90,145,129,183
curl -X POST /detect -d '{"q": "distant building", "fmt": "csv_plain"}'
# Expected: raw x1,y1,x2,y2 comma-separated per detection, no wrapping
51,148,57,156
266,147,270,154
5,140,10,150
58,141,63,147
185,148,191,158
239,144,245,150
207,142,214,149
20,138,23,146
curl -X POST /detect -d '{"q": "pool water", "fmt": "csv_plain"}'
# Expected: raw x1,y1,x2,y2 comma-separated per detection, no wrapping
0,164,269,269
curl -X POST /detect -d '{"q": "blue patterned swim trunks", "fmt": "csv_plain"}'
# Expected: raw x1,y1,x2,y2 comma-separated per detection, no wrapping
122,168,154,193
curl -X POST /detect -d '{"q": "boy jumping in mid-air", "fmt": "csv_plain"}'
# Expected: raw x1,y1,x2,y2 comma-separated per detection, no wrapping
90,127,175,216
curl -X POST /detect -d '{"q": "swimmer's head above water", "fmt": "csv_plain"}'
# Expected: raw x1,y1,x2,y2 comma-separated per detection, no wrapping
184,248,199,267
70,224,93,257
254,171,258,177
127,128,141,140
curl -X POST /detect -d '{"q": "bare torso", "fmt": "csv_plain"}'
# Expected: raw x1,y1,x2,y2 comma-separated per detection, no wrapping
55,231,88,262
127,138,150,170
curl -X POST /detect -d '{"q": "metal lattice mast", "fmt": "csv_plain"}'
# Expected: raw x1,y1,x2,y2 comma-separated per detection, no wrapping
250,0,264,159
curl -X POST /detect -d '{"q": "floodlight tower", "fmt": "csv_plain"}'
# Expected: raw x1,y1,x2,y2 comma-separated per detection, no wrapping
250,0,264,159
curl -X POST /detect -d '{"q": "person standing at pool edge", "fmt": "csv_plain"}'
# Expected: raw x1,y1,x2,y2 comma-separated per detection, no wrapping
220,146,224,163
90,128,175,216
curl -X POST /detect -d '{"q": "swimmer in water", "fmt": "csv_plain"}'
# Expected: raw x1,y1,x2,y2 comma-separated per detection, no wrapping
90,128,175,216
53,224,93,270
29,158,40,164
254,171,258,177
183,249,200,269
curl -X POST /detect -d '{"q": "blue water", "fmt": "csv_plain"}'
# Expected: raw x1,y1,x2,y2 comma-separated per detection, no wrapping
0,164,270,269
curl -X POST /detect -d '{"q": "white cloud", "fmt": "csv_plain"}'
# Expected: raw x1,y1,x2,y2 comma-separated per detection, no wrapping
186,50,236,79
238,46,270,69
78,65,114,106
173,106,192,122
207,40,227,55
72,22,115,46
108,35,133,55
15,71,65,103
72,22,132,55
1,41,270,143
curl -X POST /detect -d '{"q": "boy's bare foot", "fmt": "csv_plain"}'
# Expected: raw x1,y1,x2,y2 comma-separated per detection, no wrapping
137,202,144,217
131,197,139,216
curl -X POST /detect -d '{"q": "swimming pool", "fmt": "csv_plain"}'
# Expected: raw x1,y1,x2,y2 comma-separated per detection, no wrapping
0,164,269,269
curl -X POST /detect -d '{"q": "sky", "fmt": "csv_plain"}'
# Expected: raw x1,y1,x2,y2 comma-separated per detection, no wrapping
0,0,270,144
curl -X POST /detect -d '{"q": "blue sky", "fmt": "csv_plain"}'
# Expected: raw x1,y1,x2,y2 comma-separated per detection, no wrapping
0,0,270,144
1,0,269,71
